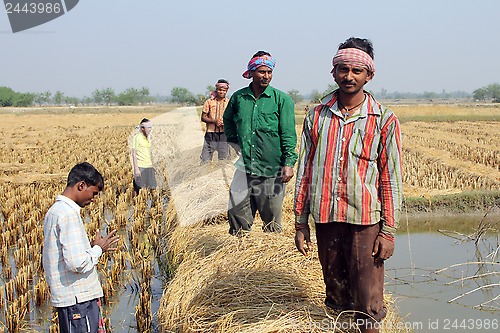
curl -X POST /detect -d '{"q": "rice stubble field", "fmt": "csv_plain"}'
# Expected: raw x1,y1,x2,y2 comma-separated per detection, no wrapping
0,103,498,332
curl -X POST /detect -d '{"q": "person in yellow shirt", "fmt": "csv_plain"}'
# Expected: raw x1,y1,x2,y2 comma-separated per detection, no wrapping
131,118,157,195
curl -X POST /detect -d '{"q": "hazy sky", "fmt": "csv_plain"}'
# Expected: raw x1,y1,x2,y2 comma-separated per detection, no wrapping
1,0,499,98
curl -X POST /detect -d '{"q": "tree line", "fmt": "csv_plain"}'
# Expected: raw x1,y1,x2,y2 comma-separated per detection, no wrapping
1,83,498,107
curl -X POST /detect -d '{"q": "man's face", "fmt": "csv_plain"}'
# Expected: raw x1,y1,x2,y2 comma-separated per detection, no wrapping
215,86,228,99
75,182,101,207
141,125,152,137
333,64,373,95
250,66,273,89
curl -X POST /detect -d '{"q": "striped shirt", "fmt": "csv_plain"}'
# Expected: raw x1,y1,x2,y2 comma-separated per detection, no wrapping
203,97,229,133
294,91,403,240
43,195,103,307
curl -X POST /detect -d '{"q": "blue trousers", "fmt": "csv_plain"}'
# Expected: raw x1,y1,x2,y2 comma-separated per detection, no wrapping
57,298,102,333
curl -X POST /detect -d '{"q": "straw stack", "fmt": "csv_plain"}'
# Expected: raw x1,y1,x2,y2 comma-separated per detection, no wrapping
157,221,409,333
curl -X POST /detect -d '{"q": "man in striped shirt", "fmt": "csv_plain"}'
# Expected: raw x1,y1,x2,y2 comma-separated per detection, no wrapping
43,162,120,333
294,38,403,333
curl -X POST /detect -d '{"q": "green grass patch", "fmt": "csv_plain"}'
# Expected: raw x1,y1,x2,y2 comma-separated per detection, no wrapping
404,190,500,214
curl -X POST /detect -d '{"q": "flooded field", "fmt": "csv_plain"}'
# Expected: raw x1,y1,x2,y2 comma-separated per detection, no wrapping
387,214,500,332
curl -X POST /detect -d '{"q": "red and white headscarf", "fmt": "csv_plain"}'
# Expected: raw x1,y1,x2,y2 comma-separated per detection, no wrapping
215,82,229,90
331,48,375,74
210,81,230,99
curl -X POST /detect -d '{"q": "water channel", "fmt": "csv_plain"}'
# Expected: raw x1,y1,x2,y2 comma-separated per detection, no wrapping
386,214,499,332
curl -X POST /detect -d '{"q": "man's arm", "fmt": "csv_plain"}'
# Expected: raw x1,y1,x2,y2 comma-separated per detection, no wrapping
294,110,315,255
373,112,403,260
131,149,140,178
223,95,239,145
58,213,101,274
201,100,221,126
278,94,298,169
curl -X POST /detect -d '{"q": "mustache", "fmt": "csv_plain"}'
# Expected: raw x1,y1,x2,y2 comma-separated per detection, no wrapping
340,79,355,85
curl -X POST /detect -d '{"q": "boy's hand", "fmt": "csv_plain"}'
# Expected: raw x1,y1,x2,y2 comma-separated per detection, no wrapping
92,229,120,252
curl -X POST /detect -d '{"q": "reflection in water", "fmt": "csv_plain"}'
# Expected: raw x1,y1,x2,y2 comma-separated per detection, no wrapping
386,214,499,332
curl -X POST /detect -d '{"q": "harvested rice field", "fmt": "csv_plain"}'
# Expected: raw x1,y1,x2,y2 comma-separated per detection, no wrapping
0,103,498,332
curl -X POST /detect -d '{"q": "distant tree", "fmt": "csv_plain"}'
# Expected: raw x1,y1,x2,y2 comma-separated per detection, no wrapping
64,96,79,106
81,96,93,105
14,93,35,106
488,83,500,101
472,89,485,101
116,88,140,105
101,88,115,105
0,87,35,107
35,91,52,105
195,94,206,106
0,86,15,106
54,90,65,105
473,83,500,102
171,87,196,105
309,89,323,103
114,87,153,105
91,89,103,105
138,87,152,104
287,89,303,104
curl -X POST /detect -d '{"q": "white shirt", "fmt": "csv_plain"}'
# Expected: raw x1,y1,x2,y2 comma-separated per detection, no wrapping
42,195,103,307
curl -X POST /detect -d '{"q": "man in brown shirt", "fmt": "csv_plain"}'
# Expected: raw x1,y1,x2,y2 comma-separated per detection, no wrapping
200,79,230,162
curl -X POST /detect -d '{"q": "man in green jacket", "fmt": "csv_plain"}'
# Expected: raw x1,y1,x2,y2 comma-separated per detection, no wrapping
223,51,298,235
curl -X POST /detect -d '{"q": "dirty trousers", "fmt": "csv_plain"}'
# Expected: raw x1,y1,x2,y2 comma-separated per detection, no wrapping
228,170,285,235
316,222,387,323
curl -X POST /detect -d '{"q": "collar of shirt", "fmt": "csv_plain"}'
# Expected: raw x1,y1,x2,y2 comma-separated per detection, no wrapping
240,83,274,100
56,194,81,214
321,90,381,119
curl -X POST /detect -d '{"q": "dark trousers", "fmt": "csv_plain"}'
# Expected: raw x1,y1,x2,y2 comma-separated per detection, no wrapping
227,170,285,235
133,167,157,194
200,132,229,162
316,222,387,324
57,298,103,333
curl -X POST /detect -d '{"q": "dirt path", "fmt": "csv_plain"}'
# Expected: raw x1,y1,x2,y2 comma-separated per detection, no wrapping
146,106,235,227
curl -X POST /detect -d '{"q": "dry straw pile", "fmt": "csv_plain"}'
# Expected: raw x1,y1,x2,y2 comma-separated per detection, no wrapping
157,218,408,333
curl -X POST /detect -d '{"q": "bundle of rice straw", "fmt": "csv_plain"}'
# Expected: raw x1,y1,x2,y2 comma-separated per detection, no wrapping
157,221,409,333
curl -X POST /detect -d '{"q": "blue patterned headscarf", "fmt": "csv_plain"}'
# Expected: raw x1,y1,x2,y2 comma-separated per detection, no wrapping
242,55,276,79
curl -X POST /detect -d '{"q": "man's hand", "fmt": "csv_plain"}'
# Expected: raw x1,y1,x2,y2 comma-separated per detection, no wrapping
216,118,224,127
92,229,120,253
372,235,394,262
281,166,294,183
134,167,141,179
295,227,312,256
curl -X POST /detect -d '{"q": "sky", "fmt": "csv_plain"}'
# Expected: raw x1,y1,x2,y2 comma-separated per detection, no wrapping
1,0,500,98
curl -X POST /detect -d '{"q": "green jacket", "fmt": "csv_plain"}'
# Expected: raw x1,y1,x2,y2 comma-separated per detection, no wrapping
223,84,298,177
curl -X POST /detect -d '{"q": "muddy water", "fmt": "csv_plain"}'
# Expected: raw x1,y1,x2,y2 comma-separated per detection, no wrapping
386,215,499,332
